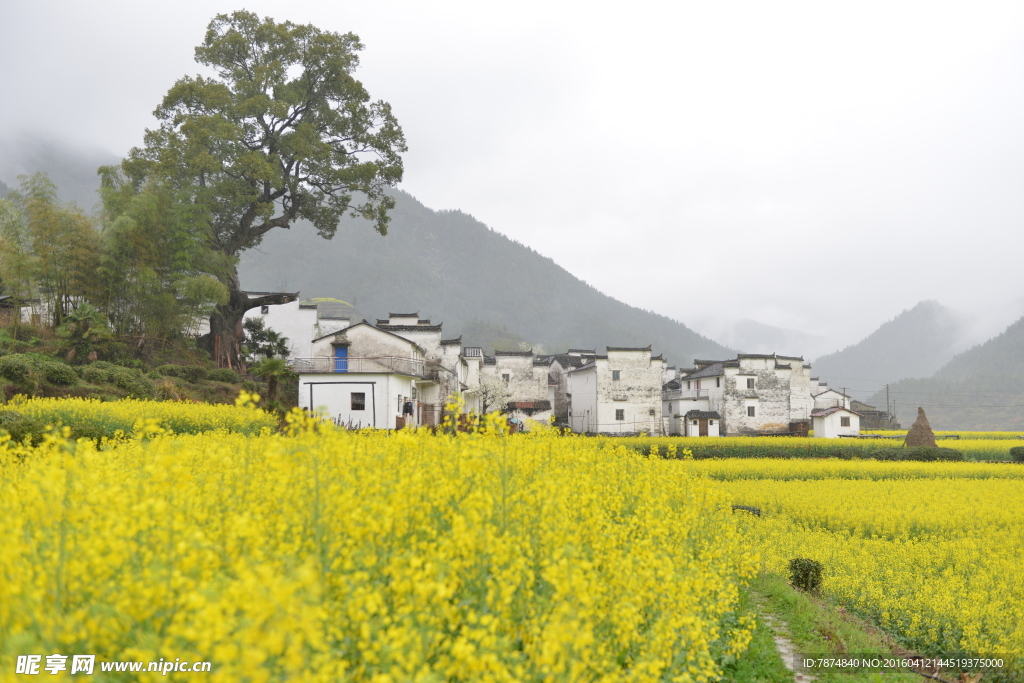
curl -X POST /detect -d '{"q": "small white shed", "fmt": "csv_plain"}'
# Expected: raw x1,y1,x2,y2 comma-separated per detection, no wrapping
684,410,721,437
811,406,861,438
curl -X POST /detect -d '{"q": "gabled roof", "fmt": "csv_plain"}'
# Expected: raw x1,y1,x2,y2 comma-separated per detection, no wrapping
440,336,463,346
242,290,299,298
388,312,419,318
378,324,443,332
311,320,424,352
684,410,722,419
682,362,724,380
606,345,652,352
814,388,851,398
663,379,681,390
811,406,862,418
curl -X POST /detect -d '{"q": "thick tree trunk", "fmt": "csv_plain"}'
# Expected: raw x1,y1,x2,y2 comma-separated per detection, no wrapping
199,276,298,369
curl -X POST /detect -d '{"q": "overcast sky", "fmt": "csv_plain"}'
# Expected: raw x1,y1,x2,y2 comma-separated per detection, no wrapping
2,0,1023,354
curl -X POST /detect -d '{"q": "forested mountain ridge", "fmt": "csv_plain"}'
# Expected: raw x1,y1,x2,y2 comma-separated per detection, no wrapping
811,301,966,398
866,315,1024,430
238,190,732,362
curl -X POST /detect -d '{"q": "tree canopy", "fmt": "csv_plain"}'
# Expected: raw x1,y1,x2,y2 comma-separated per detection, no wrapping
117,10,406,367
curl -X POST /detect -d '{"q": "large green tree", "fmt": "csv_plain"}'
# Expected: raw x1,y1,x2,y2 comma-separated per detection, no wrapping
119,10,406,368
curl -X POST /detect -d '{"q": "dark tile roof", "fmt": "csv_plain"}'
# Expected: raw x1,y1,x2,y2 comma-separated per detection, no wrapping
551,354,592,368
533,358,549,366
737,353,778,360
418,319,431,324
378,324,443,332
811,406,861,418
723,360,740,368
684,410,722,419
682,362,724,380
507,400,552,412
242,290,299,297
652,354,664,360
606,345,652,352
495,350,533,356
775,363,792,370
567,348,595,354
298,303,318,309
693,359,728,367
777,355,804,362
663,379,681,390
483,356,496,365
319,315,350,321
388,312,419,317
376,319,389,325
440,336,463,346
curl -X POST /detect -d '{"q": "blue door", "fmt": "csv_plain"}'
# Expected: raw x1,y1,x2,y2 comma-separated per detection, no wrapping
334,346,348,372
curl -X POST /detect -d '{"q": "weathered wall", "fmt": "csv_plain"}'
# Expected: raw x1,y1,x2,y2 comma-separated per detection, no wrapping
312,324,421,361
243,300,320,359
299,373,413,429
569,350,662,435
813,411,860,438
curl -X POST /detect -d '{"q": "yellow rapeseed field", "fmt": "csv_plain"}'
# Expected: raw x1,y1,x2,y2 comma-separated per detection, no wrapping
0,414,758,682
681,458,1024,672
6,395,279,437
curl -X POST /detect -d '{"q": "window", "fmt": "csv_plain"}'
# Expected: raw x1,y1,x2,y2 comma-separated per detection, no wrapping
709,420,714,425
649,408,655,416
612,370,620,380
351,393,366,411
615,409,625,421
668,403,672,412
692,420,698,426
747,405,756,417
746,378,754,389
686,381,692,390
502,373,510,384
840,416,851,427
716,377,721,388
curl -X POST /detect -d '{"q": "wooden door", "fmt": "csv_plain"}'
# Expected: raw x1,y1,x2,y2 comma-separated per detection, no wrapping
699,419,708,437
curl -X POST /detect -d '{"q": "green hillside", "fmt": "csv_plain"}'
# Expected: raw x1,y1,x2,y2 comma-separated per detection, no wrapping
811,301,965,398
866,315,1024,430
238,190,731,362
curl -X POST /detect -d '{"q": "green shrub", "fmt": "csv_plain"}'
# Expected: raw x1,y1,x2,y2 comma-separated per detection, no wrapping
789,557,823,593
207,368,239,383
146,369,162,380
903,446,963,462
1009,446,1024,463
0,355,34,385
89,361,115,370
81,365,111,384
241,380,259,394
158,364,208,383
38,361,79,386
108,367,153,398
0,410,47,444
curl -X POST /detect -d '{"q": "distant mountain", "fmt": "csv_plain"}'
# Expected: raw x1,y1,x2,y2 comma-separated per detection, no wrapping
0,177,12,198
0,136,117,208
866,316,1024,430
705,318,830,359
810,301,966,399
238,190,732,363
0,137,729,362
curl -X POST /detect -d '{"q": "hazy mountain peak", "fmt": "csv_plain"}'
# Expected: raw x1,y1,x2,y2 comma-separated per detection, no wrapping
811,300,967,398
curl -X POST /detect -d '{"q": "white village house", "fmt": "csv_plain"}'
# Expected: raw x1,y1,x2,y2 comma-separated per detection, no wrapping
251,299,859,438
662,354,818,436
293,313,475,429
567,347,666,436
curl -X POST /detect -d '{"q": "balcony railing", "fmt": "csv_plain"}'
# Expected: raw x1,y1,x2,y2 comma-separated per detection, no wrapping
291,356,426,377
663,389,708,400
